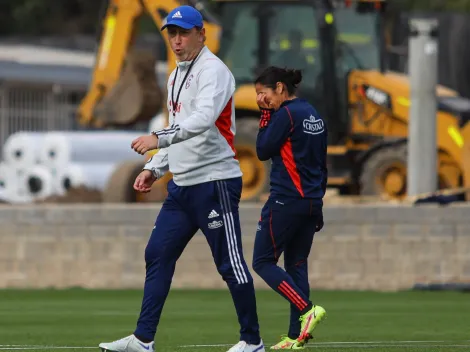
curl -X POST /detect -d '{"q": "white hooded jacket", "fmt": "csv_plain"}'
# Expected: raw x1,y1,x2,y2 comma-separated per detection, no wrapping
143,46,242,186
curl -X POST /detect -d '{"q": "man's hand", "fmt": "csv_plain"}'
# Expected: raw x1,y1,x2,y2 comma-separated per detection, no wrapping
133,170,157,193
131,134,159,155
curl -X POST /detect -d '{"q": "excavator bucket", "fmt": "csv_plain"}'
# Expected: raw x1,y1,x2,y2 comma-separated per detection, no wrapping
93,48,164,126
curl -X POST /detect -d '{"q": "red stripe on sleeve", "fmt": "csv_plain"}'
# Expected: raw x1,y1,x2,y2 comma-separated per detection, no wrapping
281,138,304,197
280,106,304,197
215,97,236,155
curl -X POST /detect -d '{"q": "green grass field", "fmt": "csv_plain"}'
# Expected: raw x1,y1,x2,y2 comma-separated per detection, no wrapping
0,289,469,352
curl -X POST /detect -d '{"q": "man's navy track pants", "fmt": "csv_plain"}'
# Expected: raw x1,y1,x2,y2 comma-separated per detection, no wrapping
133,176,261,345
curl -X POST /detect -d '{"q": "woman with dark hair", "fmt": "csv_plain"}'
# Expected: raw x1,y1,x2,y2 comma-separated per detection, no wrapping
251,66,328,350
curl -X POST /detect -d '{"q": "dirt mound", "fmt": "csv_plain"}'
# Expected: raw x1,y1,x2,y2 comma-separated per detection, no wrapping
38,186,102,203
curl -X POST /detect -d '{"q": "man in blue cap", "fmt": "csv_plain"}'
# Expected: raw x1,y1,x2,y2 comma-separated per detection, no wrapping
98,5,265,352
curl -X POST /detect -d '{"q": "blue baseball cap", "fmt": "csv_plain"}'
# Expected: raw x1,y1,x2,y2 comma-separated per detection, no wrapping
161,5,203,31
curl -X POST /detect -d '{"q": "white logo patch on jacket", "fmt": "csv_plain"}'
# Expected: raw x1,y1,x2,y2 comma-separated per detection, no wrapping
303,115,325,135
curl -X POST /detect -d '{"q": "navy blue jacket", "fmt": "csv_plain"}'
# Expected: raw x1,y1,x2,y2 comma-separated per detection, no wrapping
256,98,328,200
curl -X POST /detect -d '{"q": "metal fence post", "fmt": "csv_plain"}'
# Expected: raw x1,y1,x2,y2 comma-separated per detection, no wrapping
407,18,439,196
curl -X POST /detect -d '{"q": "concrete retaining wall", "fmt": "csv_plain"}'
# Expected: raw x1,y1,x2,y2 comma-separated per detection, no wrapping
0,203,469,291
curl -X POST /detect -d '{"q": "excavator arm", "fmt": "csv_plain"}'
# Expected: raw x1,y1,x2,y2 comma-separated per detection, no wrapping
77,0,221,128
77,0,144,127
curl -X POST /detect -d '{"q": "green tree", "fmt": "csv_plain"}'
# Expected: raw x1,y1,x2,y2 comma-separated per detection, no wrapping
4,0,470,37
393,0,470,12
0,0,103,36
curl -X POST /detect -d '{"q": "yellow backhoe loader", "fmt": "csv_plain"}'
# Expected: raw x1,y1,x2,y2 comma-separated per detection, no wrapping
78,0,470,202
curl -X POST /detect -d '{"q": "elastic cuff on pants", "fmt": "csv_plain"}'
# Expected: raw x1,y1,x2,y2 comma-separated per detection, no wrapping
133,329,154,343
242,335,261,345
300,303,314,316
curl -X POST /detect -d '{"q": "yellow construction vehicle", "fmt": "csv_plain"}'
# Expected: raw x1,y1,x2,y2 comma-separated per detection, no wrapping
79,0,470,202
210,0,470,200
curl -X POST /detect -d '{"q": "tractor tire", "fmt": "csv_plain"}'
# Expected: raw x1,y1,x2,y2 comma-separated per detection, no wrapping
103,160,171,203
102,160,146,203
360,144,463,200
234,117,271,202
359,143,408,199
137,172,172,203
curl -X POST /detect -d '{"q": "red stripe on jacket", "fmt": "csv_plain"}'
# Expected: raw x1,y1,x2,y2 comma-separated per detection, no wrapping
280,106,305,197
215,97,236,155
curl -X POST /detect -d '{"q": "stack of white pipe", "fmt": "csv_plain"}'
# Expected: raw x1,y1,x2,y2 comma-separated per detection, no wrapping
38,131,143,167
0,130,145,203
2,131,44,166
55,162,120,195
21,164,54,201
38,131,143,195
0,162,18,203
1,132,46,203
